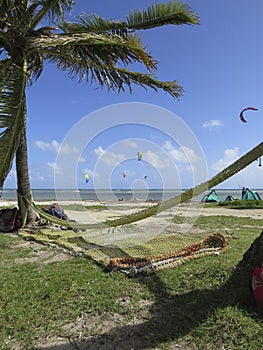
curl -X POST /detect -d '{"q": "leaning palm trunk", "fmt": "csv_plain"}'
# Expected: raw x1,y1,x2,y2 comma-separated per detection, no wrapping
15,99,37,225
31,140,263,230
102,141,263,227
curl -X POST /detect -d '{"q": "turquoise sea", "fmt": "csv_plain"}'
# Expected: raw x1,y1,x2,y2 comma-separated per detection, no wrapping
1,189,263,202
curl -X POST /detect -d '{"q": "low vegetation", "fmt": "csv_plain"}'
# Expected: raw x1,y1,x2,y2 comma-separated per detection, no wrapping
0,208,263,349
206,199,263,209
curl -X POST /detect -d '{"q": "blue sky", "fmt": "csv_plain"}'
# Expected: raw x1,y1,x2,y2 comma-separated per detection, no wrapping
5,0,263,190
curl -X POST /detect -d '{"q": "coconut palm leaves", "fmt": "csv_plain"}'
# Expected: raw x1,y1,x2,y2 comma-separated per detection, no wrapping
126,1,198,29
0,61,27,188
0,0,199,224
60,1,198,33
54,1,198,96
41,33,183,97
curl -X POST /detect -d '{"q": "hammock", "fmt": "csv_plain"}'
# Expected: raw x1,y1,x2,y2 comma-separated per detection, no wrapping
110,233,228,276
17,141,262,276
26,141,263,229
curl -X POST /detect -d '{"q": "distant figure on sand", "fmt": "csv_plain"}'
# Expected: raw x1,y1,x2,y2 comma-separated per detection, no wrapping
242,187,246,199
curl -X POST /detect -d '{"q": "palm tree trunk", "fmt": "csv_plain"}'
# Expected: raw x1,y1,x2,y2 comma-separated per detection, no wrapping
16,99,37,225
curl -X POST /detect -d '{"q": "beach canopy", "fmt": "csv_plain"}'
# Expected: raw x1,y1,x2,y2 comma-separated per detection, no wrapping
224,195,236,202
242,188,261,200
201,189,219,203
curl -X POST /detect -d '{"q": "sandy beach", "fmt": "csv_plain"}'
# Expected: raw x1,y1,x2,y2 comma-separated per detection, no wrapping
2,200,263,238
2,199,263,221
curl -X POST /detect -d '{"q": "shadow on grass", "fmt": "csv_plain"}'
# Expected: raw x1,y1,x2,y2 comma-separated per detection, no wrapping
40,230,263,350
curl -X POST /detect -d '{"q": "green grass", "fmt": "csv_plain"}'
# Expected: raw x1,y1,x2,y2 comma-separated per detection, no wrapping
0,214,263,349
205,199,263,209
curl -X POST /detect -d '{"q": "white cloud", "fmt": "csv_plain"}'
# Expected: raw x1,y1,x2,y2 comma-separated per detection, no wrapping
94,146,104,157
47,162,63,175
34,139,80,155
127,140,138,149
143,150,169,169
212,147,239,172
34,140,60,152
181,146,201,163
202,120,224,128
94,146,126,166
163,141,200,164
79,157,87,163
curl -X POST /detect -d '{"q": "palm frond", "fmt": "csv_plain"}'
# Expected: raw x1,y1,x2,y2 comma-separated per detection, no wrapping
31,0,75,29
113,68,183,99
0,0,31,32
30,32,157,71
127,1,199,30
0,61,27,188
59,14,127,34
59,1,198,35
26,52,44,85
46,50,182,98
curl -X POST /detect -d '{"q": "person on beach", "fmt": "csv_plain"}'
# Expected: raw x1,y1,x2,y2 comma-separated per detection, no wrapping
241,187,246,199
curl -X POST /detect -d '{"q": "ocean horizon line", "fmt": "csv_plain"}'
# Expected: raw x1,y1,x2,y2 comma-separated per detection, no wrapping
1,188,262,202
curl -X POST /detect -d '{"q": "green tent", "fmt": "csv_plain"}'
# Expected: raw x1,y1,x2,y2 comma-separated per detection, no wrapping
201,189,219,203
224,195,236,202
242,188,261,200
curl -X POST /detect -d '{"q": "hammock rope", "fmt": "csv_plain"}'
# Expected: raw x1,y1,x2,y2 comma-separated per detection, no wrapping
17,142,261,276
109,233,229,276
27,141,263,229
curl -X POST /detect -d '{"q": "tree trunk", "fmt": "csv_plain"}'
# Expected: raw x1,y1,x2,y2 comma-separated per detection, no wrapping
225,230,263,307
16,99,37,225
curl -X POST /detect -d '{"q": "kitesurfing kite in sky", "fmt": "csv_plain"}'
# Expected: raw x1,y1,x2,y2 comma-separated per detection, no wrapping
84,173,89,183
240,107,258,123
121,172,126,179
137,152,142,161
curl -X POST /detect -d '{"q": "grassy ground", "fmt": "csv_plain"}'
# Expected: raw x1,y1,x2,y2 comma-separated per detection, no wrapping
206,199,263,209
0,209,263,349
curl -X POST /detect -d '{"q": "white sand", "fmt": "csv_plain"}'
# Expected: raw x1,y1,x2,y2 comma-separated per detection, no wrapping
2,199,262,245
2,200,263,222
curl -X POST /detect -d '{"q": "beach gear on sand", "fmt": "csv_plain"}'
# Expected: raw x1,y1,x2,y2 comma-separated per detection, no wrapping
242,188,261,200
224,195,235,201
41,203,69,221
201,189,219,203
0,207,22,233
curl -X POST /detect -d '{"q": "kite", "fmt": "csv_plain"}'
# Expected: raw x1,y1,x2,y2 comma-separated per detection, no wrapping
84,173,89,183
121,172,126,178
137,151,142,161
144,175,147,180
240,107,258,123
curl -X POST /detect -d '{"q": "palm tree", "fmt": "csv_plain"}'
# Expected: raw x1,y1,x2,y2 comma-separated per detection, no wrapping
1,1,263,305
0,0,199,225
